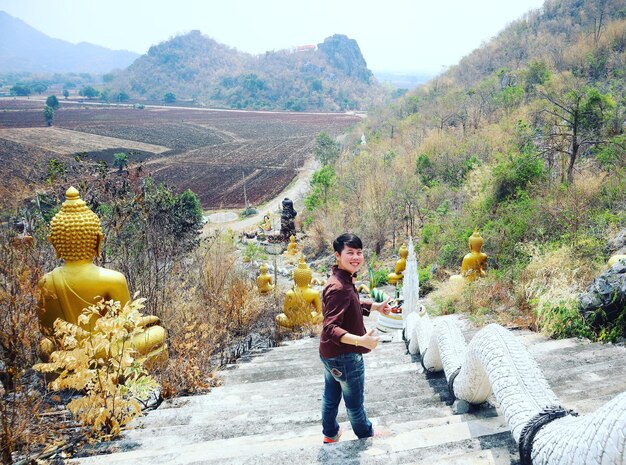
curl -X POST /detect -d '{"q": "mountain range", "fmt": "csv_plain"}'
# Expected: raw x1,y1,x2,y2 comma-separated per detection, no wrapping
0,11,139,73
0,11,386,111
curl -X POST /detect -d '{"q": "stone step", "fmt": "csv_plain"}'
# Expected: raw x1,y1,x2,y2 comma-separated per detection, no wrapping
75,414,512,465
228,338,405,364
212,359,421,394
118,405,463,450
403,447,515,465
119,403,498,451
182,435,517,465
221,345,411,383
124,384,462,438
133,372,453,429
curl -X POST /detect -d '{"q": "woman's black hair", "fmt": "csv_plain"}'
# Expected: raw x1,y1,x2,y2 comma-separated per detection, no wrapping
333,233,363,253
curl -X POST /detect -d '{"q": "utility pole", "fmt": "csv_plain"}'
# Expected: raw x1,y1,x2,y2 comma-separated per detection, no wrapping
242,170,249,210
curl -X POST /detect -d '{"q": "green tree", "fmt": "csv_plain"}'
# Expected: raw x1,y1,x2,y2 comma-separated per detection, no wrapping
314,132,340,165
304,165,336,213
43,105,54,126
100,89,110,103
101,179,203,313
113,152,128,174
538,75,615,183
163,92,176,104
10,85,30,96
116,91,129,103
45,95,60,110
493,147,545,202
79,86,100,99
32,83,47,94
524,60,551,93
62,88,69,99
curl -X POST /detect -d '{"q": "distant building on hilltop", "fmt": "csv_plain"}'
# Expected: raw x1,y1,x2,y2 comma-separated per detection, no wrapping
294,44,316,53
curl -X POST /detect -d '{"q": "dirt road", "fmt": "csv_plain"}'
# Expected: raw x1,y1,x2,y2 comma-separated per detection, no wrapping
201,157,319,235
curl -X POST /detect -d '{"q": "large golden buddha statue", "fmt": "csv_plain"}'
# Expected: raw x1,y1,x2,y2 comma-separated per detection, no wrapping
38,187,166,364
461,229,488,281
276,255,323,328
256,263,275,294
388,243,408,285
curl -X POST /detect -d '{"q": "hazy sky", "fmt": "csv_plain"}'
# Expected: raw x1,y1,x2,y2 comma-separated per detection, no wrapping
0,0,546,73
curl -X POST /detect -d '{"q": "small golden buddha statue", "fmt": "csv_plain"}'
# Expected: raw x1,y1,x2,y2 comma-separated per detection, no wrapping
285,235,299,256
276,255,323,328
388,243,408,285
38,187,167,365
311,277,327,287
461,229,488,281
256,263,275,293
259,213,272,231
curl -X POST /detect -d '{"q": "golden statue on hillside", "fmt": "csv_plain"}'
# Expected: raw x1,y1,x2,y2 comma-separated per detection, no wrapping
276,255,323,328
608,254,626,268
38,187,167,365
285,235,299,256
388,243,408,285
260,213,272,231
461,228,488,281
256,263,275,294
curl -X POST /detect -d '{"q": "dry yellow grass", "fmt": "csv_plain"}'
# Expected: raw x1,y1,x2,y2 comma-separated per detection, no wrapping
0,127,170,154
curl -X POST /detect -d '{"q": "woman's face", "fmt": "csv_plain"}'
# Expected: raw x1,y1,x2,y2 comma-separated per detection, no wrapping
336,246,364,275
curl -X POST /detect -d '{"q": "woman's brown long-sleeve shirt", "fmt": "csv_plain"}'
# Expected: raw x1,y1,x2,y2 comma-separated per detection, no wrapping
319,266,373,359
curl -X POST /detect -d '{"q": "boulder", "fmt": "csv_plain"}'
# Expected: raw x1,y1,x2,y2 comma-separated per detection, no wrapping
579,262,626,328
606,228,626,255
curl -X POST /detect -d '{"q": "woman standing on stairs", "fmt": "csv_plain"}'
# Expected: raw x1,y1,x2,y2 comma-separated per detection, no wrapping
319,233,391,443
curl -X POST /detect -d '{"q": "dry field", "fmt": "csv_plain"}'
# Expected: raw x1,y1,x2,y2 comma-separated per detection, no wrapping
0,127,169,154
0,99,360,208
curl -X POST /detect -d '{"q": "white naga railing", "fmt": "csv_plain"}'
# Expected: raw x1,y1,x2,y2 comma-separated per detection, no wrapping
404,312,626,465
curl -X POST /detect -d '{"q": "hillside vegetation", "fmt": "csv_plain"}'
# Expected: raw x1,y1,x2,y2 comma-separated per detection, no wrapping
111,31,386,111
303,0,626,340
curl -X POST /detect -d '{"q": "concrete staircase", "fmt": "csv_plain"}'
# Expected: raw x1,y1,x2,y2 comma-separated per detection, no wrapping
73,314,626,465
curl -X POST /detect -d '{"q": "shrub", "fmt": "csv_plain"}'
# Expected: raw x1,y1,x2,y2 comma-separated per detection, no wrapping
0,224,51,463
159,235,272,397
520,243,598,338
493,148,544,202
240,207,258,218
33,298,159,440
428,277,466,316
418,267,433,294
242,242,267,262
371,269,389,287
534,298,592,339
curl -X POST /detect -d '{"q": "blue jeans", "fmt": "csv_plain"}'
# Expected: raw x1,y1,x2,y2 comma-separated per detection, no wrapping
320,352,373,439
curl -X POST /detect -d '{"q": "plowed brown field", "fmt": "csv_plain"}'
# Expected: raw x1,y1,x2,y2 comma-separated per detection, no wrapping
0,99,359,208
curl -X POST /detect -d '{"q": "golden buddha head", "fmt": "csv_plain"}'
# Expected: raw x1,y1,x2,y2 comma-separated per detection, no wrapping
48,187,103,261
293,255,312,287
469,229,484,253
260,263,269,274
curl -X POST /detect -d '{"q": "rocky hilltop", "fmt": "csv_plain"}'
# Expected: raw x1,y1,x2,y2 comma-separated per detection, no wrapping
113,31,385,111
